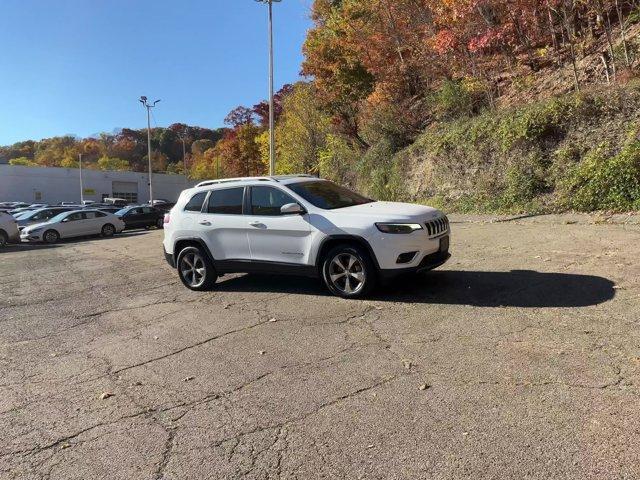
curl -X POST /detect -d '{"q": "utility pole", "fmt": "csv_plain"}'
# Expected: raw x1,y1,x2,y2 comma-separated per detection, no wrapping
78,153,84,204
256,0,281,176
179,134,188,184
139,96,160,204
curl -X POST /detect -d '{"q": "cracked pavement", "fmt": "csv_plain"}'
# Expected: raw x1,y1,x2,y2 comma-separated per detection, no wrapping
0,216,639,479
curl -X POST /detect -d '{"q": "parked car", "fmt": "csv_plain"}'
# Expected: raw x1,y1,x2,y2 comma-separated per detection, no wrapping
150,201,175,213
94,206,122,214
115,205,164,230
9,207,38,216
20,209,125,244
0,202,29,211
162,175,450,298
0,211,20,247
16,207,74,231
103,197,129,207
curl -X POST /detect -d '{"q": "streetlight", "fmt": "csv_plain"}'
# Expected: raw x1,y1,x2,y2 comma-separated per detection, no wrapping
78,153,84,204
177,133,188,184
139,96,161,204
255,0,281,176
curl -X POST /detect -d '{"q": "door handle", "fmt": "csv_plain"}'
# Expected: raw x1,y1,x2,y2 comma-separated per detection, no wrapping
250,221,265,228
199,220,211,226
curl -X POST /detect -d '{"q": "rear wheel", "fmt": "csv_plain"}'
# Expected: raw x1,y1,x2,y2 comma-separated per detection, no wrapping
155,218,163,229
322,244,376,298
101,223,115,237
43,229,59,244
176,246,217,291
0,230,7,247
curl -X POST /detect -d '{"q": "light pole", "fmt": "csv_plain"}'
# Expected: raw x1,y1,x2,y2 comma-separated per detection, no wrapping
255,0,281,176
78,153,84,204
178,133,188,183
139,96,161,204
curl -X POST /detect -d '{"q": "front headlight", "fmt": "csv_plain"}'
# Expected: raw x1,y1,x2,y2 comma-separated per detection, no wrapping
375,223,423,234
27,227,44,234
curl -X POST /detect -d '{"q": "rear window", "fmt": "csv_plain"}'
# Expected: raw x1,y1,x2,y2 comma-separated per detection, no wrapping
207,187,244,215
184,192,207,212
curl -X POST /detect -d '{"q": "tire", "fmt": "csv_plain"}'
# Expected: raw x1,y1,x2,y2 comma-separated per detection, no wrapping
0,230,7,248
101,223,115,237
43,229,59,244
176,245,218,291
155,218,164,229
322,244,376,298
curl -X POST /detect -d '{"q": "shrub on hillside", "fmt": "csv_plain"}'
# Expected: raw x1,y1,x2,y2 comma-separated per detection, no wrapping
561,142,640,211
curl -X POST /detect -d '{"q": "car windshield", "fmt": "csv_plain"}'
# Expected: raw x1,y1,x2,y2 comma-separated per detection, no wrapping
287,181,373,210
115,208,129,215
15,211,35,220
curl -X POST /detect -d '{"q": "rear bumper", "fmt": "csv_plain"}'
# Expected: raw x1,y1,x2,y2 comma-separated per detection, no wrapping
379,251,451,282
164,249,176,268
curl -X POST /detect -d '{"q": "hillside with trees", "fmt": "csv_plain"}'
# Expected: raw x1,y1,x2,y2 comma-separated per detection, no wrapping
2,0,640,212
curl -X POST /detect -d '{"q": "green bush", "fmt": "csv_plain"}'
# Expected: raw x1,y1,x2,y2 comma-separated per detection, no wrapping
431,79,488,120
561,142,640,211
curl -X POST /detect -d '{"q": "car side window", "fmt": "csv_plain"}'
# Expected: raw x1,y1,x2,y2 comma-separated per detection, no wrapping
84,212,97,219
95,211,107,217
67,212,83,222
142,207,154,214
207,188,244,215
184,192,207,212
250,186,297,216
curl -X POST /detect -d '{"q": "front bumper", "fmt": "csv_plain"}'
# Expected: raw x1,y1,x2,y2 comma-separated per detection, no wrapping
379,250,451,282
20,232,42,242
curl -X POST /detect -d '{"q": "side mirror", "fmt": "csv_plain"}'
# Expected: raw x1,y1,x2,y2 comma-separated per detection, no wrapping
281,203,305,215
61,218,69,223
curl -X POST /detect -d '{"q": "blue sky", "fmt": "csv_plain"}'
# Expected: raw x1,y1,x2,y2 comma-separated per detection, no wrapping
0,0,312,145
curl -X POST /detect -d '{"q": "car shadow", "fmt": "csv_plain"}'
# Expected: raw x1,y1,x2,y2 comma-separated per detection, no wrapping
215,269,615,308
1,230,153,252
1,242,61,253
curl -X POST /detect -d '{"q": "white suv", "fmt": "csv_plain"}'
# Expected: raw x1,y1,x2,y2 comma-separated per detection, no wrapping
163,176,450,298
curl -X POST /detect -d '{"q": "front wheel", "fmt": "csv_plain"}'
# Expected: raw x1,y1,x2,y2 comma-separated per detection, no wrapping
43,229,59,244
176,246,218,291
322,245,376,298
155,218,164,229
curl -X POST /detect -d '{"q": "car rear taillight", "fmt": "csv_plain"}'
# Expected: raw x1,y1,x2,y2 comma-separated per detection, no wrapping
163,213,170,224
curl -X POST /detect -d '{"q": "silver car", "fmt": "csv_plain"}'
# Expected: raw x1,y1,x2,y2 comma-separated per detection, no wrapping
21,209,126,244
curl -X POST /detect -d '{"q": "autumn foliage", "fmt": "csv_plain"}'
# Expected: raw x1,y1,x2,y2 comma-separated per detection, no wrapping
2,0,639,194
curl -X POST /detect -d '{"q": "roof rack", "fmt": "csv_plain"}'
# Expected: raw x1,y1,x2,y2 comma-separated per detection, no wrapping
195,174,318,188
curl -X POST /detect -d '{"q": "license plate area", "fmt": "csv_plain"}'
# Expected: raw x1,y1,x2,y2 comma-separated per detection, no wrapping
439,235,449,253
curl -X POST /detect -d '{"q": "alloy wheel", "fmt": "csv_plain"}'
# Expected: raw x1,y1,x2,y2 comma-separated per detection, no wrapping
328,253,366,295
44,230,58,244
180,252,206,288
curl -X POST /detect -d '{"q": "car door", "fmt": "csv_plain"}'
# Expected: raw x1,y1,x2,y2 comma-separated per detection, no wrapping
124,207,143,228
197,186,251,261
142,207,157,226
58,212,85,237
245,186,312,265
81,211,102,235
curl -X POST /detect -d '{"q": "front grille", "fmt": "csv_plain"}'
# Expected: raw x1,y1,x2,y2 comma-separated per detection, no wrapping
425,216,449,238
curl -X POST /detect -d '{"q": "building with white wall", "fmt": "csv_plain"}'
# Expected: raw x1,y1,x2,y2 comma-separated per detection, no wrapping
0,165,193,204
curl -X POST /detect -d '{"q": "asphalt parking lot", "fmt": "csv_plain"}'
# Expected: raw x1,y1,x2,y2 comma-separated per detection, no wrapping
1,216,639,480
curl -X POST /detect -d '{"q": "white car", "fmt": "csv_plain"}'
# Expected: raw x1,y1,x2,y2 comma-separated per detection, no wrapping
20,209,126,244
0,212,20,247
163,176,450,298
